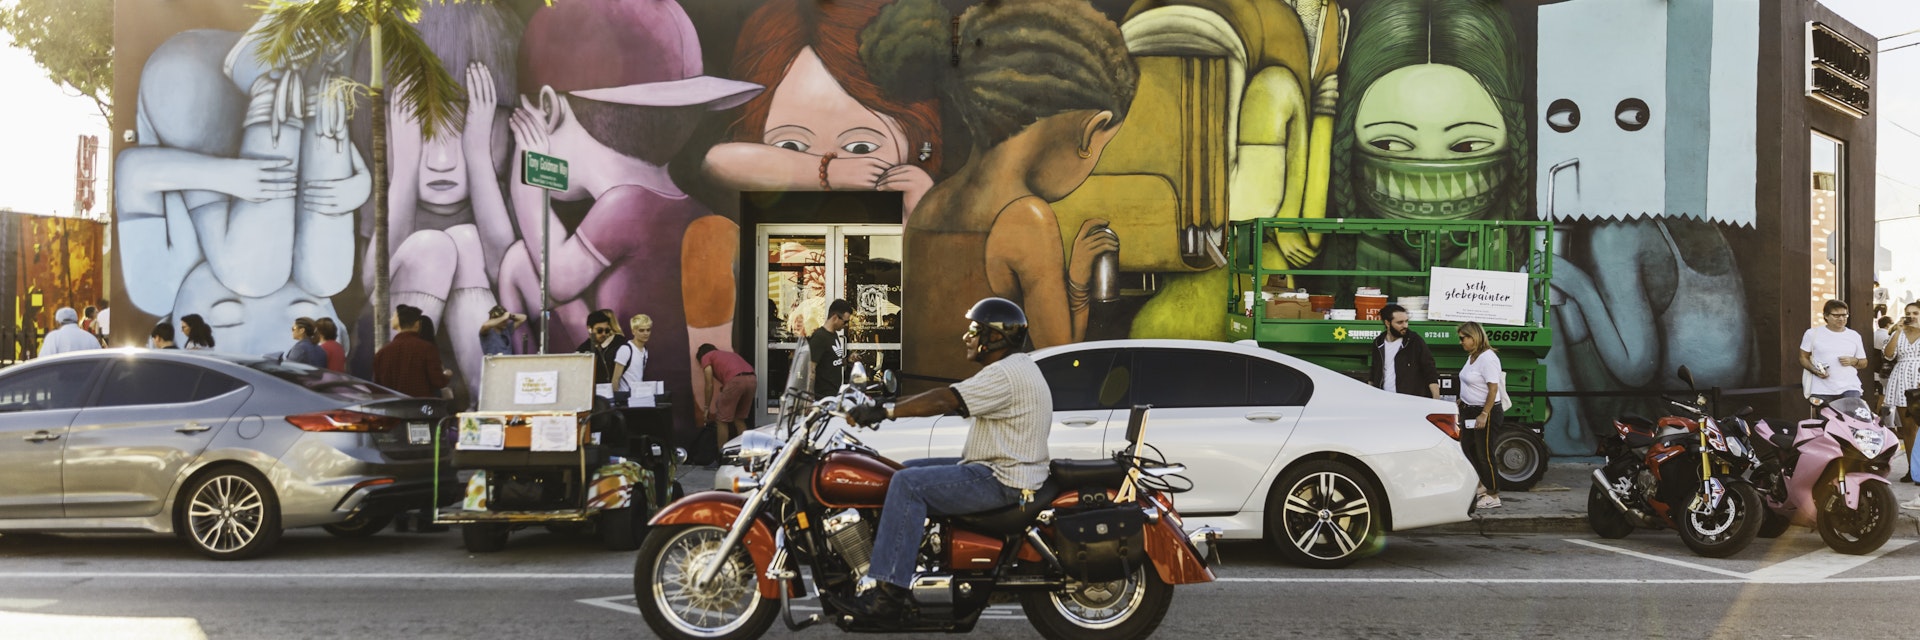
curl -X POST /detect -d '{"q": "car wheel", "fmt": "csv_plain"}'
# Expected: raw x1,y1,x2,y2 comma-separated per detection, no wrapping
1491,426,1549,492
177,466,282,560
1265,460,1385,569
322,512,393,538
463,523,510,553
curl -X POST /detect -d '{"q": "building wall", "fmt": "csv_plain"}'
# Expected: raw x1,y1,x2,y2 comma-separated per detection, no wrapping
109,0,1875,449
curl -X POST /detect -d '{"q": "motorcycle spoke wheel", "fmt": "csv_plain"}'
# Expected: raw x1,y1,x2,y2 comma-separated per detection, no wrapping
1048,566,1149,629
640,526,767,638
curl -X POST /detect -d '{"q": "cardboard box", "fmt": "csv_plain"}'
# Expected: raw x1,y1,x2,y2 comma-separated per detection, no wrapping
1265,298,1316,319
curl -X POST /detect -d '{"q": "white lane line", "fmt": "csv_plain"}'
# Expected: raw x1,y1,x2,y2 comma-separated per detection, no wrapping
0,572,631,580
0,610,206,640
0,598,58,609
576,594,1026,620
1745,539,1914,583
1215,577,1749,584
1563,539,1754,579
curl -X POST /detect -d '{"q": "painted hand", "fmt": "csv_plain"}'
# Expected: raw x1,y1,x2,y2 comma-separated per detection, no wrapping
301,158,371,215
1274,231,1320,268
827,156,891,189
510,97,551,156
876,164,932,196
222,158,298,202
1068,218,1120,289
465,62,497,143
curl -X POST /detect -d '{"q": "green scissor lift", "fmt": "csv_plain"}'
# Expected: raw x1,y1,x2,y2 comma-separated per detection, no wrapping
1224,217,1556,489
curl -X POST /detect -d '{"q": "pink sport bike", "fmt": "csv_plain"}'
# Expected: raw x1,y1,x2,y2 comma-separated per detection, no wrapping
1750,395,1902,554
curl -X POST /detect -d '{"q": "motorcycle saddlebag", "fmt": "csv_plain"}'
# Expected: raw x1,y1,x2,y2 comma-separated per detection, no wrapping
1052,505,1147,583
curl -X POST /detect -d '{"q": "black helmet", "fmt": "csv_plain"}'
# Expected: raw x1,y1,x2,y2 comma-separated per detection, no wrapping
966,297,1028,351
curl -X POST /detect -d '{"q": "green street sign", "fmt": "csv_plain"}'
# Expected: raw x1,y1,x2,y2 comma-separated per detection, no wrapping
522,151,569,191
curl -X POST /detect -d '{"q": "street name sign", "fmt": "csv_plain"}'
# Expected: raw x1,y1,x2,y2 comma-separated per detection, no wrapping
522,151,569,191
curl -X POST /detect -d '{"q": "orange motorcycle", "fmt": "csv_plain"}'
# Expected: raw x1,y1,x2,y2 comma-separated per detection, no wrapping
634,366,1219,640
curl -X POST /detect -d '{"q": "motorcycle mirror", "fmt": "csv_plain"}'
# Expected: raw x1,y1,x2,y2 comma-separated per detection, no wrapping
1735,406,1753,418
882,370,897,395
849,362,870,386
1677,366,1695,389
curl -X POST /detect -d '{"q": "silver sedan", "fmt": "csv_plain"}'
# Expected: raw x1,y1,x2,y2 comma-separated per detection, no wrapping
0,349,458,559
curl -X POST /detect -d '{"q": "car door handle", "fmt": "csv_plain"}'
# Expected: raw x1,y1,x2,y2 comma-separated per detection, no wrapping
1245,412,1287,422
1061,417,1101,427
175,422,212,434
24,430,62,443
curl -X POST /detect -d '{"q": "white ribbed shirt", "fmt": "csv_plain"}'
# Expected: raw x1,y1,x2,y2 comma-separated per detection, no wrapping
951,352,1053,490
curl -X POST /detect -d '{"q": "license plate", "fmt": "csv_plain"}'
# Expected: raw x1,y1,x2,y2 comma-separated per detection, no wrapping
408,423,432,445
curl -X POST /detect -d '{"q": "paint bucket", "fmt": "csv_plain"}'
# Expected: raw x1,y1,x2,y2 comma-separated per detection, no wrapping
1398,296,1429,311
1355,294,1389,321
1308,295,1335,313
1328,309,1357,321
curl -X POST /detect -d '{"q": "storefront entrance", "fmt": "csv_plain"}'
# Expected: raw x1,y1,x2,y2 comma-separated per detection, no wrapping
754,225,903,415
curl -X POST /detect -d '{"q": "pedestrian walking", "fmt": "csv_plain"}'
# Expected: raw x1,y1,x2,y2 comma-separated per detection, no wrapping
809,299,855,398
179,314,216,350
1801,299,1868,412
698,343,757,454
611,314,653,407
314,317,346,372
374,305,451,399
285,317,329,368
1368,304,1440,399
149,321,178,349
1882,303,1920,477
95,298,111,343
577,310,629,397
1456,321,1507,510
38,307,103,357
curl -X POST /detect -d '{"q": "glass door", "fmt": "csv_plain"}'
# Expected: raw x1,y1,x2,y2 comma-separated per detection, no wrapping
1811,132,1844,324
756,225,903,415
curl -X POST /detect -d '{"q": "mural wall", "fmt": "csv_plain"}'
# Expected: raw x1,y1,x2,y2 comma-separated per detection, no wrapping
112,0,1820,451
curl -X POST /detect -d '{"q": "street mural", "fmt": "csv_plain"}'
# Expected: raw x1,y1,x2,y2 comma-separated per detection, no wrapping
113,0,1777,451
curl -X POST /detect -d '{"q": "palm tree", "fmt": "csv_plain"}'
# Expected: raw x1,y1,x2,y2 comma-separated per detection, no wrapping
251,0,520,350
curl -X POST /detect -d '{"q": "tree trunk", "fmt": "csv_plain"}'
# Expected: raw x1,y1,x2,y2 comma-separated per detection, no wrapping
371,85,390,352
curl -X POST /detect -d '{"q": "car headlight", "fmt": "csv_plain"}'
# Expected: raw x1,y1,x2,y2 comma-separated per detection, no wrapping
1853,428,1886,459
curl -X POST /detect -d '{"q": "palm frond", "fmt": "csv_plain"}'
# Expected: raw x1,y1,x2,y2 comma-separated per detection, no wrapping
378,8,463,141
250,0,361,71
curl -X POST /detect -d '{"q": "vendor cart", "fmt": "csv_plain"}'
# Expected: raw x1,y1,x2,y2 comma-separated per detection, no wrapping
1226,217,1556,490
435,354,682,552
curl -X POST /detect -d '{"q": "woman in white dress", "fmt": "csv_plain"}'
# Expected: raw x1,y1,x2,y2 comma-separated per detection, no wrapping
1879,302,1920,487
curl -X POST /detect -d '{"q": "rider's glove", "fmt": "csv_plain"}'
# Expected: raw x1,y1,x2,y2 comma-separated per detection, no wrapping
848,404,889,428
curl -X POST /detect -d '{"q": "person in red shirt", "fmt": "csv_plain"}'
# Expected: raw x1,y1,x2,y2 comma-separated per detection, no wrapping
314,317,347,372
697,343,757,454
373,305,449,398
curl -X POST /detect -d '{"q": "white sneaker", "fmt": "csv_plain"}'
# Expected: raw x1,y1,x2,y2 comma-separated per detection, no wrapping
1475,494,1503,509
1901,497,1920,510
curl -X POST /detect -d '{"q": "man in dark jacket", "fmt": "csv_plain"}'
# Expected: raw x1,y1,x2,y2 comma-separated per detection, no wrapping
1368,304,1440,399
576,310,630,389
374,305,451,398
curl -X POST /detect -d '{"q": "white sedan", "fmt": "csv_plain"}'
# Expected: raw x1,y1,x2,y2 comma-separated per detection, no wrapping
721,339,1478,568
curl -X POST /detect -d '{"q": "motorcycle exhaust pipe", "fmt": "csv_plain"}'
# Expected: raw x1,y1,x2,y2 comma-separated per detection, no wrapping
1591,469,1655,527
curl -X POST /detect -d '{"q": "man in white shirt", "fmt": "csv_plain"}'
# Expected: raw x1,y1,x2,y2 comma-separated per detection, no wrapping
1802,299,1869,410
39,307,104,357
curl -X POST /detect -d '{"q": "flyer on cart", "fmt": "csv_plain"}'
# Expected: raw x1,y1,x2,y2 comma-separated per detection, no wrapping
514,371,559,405
458,415,506,450
529,414,579,452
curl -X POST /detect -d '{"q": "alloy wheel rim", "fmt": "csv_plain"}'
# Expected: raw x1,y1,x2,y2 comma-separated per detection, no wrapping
1823,489,1884,541
187,475,264,553
1690,490,1740,539
1281,471,1372,560
1049,565,1147,629
652,527,760,636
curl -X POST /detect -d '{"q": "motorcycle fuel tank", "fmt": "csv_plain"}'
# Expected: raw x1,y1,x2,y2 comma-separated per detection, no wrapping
813,450,902,508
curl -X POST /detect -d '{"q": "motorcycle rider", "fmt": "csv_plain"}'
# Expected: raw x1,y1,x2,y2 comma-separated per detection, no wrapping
845,297,1053,616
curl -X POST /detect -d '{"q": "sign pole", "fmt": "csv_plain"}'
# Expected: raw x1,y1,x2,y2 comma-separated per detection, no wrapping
540,191,552,355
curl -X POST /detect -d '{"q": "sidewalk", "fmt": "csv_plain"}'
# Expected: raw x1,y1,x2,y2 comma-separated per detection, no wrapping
1430,459,1920,537
672,461,1920,538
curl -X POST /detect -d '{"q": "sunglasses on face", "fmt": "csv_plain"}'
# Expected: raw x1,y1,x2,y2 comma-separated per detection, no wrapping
593,326,612,335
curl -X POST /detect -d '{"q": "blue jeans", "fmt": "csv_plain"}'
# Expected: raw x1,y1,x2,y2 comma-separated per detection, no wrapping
867,457,1017,588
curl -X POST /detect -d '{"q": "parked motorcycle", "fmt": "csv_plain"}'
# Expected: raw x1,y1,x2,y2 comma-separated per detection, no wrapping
632,363,1220,640
1588,366,1764,558
1749,394,1902,554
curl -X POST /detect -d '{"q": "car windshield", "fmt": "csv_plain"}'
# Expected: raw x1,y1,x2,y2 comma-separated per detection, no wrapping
240,359,405,403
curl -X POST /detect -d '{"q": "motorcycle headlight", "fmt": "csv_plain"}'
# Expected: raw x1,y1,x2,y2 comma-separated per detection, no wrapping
726,431,784,463
1852,428,1886,459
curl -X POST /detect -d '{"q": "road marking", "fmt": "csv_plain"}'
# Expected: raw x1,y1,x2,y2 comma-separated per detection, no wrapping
1569,538,1918,583
0,572,631,580
578,594,1026,620
1563,539,1753,579
0,610,206,640
1743,539,1912,583
0,598,57,609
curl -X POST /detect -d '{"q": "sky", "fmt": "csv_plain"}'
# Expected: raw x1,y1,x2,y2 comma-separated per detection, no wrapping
0,1,1914,223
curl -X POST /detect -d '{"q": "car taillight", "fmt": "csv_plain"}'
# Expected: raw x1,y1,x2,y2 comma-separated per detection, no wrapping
286,410,397,433
1428,413,1460,440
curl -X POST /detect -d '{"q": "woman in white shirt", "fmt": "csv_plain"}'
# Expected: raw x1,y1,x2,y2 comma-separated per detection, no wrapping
611,314,653,407
1456,322,1504,509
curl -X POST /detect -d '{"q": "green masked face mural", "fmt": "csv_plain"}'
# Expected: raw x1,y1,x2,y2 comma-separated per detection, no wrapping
1353,64,1510,221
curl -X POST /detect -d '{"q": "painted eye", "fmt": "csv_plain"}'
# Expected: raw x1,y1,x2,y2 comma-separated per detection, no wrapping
1546,99,1580,133
841,141,880,155
1449,139,1494,153
773,140,810,152
1615,98,1650,131
1367,138,1413,152
207,300,246,328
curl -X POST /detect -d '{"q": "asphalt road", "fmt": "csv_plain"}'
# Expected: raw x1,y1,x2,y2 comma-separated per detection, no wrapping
3,526,1917,639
